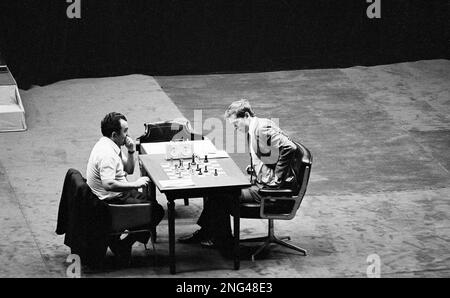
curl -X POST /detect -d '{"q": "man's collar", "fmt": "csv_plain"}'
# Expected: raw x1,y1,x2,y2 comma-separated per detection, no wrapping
249,116,258,135
101,136,121,155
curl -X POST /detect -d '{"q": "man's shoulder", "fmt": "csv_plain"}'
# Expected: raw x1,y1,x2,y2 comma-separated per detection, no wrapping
255,118,279,132
92,137,113,152
90,139,119,162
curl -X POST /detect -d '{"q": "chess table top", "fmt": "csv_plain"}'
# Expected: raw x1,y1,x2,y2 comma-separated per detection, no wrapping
139,154,250,193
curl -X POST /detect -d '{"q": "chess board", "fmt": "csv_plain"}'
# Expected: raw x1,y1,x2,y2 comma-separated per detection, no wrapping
161,159,227,180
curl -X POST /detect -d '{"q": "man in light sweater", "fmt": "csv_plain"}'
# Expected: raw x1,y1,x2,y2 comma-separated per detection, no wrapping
87,112,164,265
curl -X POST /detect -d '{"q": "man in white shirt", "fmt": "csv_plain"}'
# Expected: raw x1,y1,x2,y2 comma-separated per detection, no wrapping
87,112,164,265
179,99,301,249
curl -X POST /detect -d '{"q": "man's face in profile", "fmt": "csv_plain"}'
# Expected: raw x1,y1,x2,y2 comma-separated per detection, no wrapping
113,119,129,146
228,114,248,133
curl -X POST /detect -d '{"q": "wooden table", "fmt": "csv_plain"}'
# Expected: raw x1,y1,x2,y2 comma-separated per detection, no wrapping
139,142,250,274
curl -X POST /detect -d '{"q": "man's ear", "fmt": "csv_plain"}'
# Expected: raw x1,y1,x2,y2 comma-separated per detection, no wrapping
111,131,117,139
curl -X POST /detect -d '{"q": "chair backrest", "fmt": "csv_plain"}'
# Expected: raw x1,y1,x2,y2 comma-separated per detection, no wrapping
137,119,203,147
261,141,312,220
294,141,313,199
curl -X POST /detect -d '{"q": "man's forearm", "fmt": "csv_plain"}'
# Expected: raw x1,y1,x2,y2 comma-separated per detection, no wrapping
122,150,136,174
103,179,139,192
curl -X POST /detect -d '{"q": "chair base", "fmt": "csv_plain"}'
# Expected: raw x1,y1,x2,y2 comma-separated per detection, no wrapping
241,219,307,261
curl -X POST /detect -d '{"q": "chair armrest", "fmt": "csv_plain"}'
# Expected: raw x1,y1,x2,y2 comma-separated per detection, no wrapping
258,188,294,197
259,195,297,219
240,202,261,208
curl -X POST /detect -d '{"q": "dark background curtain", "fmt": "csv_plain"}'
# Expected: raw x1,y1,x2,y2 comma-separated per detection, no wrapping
0,0,448,89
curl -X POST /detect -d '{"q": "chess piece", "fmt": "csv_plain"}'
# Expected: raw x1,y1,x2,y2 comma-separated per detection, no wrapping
191,154,196,166
178,171,183,178
196,164,200,171
198,168,202,175
204,165,208,173
179,159,184,170
187,162,191,170
204,155,209,163
214,169,218,176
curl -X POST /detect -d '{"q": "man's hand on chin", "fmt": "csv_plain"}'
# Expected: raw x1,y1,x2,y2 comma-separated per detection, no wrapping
124,136,135,152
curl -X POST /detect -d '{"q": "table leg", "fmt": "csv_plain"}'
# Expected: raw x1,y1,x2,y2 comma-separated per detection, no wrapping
167,199,176,274
149,182,156,202
233,193,240,270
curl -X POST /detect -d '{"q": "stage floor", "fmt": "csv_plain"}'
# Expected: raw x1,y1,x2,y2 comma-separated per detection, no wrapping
0,60,449,277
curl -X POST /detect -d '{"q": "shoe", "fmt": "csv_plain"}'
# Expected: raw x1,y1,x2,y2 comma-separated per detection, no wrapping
200,238,216,248
178,229,205,244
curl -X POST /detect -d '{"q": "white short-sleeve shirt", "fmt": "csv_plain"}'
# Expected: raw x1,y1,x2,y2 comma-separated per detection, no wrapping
87,137,127,200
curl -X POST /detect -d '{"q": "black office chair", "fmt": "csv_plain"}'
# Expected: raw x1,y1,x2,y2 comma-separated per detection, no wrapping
137,119,204,206
136,119,203,146
239,142,312,261
57,169,157,269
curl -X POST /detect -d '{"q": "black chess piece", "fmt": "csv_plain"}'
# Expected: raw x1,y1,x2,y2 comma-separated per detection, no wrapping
198,168,203,175
204,165,208,173
196,164,200,171
204,155,209,163
191,154,196,166
214,169,218,176
187,162,191,170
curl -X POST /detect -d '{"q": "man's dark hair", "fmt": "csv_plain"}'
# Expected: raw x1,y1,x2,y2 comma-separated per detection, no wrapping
101,112,127,137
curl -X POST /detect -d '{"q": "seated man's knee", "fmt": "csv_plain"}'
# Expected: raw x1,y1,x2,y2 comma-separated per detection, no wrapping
240,186,261,204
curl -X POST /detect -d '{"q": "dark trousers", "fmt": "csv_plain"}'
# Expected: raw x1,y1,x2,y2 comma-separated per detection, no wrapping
197,186,261,246
104,189,165,244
